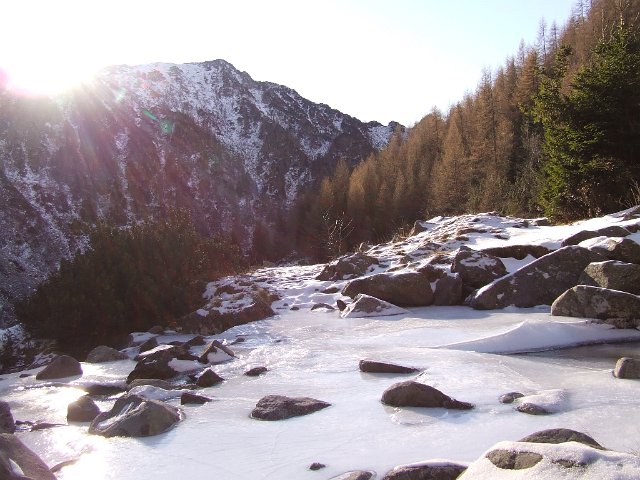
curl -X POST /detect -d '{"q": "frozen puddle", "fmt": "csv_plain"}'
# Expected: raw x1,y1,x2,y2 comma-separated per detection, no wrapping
2,307,640,479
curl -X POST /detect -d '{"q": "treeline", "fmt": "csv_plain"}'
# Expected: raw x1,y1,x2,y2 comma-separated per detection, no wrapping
293,0,640,260
16,211,245,356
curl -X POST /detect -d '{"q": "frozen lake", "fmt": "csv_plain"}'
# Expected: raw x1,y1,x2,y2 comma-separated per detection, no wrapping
2,305,640,479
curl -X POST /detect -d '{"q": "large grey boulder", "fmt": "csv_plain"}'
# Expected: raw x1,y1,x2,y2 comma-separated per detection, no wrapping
343,272,433,307
613,357,640,379
551,285,640,328
89,394,181,437
36,355,82,380
67,395,101,422
470,246,604,309
451,246,507,289
0,433,56,480
85,345,129,363
381,381,473,410
0,401,15,434
582,237,640,264
519,428,605,449
251,395,331,420
579,260,640,294
382,462,467,480
316,253,379,281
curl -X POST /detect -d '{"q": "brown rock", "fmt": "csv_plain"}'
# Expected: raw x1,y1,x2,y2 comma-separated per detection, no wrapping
359,360,419,374
251,395,331,420
613,357,640,379
343,272,433,307
36,355,82,380
485,449,543,470
0,433,56,479
381,381,473,410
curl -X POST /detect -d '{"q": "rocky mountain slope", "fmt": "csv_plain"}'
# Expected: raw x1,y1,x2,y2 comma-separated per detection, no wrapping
0,60,397,325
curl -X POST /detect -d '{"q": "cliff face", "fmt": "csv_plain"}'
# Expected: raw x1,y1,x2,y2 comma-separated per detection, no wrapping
0,59,397,325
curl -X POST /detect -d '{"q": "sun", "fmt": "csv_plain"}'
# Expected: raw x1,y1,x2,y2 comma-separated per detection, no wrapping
3,60,98,96
1,0,108,96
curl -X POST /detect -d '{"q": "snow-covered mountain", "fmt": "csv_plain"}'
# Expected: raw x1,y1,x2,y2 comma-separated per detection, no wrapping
0,59,398,325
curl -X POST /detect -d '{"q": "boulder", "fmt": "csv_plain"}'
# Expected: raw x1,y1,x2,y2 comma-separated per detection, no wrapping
316,253,379,281
0,433,57,480
551,285,640,328
138,336,159,353
196,367,224,387
0,401,15,434
581,236,640,264
341,294,409,318
433,273,463,306
148,325,164,334
359,360,419,374
183,335,206,347
36,355,82,380
485,449,543,469
343,272,433,307
180,392,212,405
381,381,473,410
451,246,507,289
331,471,375,480
561,230,603,246
336,299,348,311
519,428,605,449
67,395,101,422
462,439,640,478
382,462,467,480
613,357,640,379
251,395,331,420
85,345,129,363
579,260,640,294
198,340,235,364
418,265,464,306
470,246,604,309
89,394,181,437
244,366,268,377
480,244,551,260
126,349,179,383
309,462,326,471
181,292,276,335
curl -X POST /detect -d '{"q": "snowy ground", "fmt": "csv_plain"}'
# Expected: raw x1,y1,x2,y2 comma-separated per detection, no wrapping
2,209,640,479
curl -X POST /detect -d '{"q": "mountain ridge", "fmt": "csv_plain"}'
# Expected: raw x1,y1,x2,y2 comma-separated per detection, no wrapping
0,58,399,326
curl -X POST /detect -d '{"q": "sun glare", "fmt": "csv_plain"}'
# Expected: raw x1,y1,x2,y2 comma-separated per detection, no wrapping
5,61,97,96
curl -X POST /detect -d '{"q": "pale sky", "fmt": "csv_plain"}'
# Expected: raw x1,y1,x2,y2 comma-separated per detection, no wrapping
1,0,576,126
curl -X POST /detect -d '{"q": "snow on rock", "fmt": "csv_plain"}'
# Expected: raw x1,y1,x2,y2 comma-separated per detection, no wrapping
459,439,640,479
